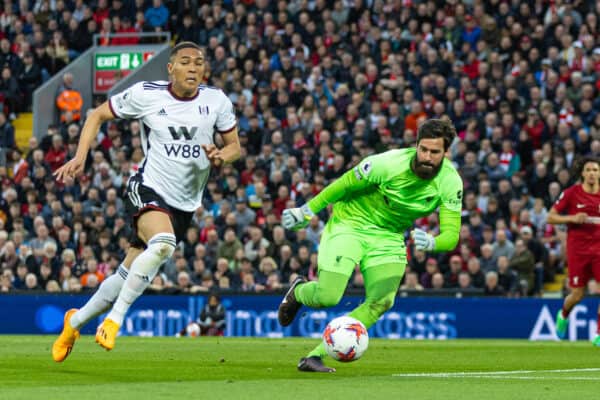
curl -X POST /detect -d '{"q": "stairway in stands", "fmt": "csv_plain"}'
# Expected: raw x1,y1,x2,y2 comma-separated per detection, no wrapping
544,271,566,293
13,112,33,150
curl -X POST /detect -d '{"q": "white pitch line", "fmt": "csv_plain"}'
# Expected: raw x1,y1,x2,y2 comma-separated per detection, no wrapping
394,376,600,381
393,367,600,378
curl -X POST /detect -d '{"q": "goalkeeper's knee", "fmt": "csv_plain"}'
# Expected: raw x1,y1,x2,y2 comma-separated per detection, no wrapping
315,284,344,308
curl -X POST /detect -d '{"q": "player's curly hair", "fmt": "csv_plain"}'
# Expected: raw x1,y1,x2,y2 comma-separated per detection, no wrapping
572,155,600,181
416,118,457,151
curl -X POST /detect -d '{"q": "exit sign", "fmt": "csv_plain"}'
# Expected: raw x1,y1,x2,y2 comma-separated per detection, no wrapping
95,52,153,70
94,51,154,93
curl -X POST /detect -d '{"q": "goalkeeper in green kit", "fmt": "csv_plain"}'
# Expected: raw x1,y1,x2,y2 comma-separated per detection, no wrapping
279,119,463,372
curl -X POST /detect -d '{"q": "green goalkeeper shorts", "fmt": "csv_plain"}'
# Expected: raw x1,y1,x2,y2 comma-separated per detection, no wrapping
317,217,407,278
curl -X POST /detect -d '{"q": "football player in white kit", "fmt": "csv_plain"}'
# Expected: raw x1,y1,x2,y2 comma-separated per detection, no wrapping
51,42,240,360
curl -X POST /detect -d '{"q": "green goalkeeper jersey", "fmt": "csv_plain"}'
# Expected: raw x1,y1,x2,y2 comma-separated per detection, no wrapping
307,148,463,250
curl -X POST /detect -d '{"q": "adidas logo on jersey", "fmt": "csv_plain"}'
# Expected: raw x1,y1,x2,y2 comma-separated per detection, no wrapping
157,108,167,116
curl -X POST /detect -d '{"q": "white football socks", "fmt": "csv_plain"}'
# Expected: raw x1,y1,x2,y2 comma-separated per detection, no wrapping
70,264,128,330
107,233,176,326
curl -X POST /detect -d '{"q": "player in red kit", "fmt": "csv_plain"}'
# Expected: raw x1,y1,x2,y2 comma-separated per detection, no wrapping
547,157,600,345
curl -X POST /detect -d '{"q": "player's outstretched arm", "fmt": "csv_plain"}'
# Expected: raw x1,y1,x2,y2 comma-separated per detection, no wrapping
54,101,115,182
282,169,373,230
307,168,373,213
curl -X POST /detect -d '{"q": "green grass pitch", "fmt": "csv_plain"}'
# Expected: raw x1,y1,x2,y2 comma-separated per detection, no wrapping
1,336,599,399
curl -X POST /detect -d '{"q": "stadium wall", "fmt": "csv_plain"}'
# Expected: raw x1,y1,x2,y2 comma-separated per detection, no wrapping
32,47,95,139
32,39,170,139
1,295,597,341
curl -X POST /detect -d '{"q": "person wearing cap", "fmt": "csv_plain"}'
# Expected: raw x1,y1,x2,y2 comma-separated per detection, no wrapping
548,156,600,346
278,119,462,372
461,15,481,50
519,223,547,291
51,41,240,360
569,40,589,72
234,196,256,232
535,58,553,87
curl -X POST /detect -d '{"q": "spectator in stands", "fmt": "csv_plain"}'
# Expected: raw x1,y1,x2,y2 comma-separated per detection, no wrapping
217,225,242,263
0,269,12,292
233,196,256,233
0,111,14,166
176,271,205,294
268,226,291,263
444,255,463,288
479,244,496,273
147,274,167,294
491,229,515,262
44,134,66,173
467,257,485,288
484,271,505,296
431,273,445,290
213,257,231,283
400,271,424,291
114,16,139,44
457,272,473,291
244,224,269,264
420,258,440,290
240,271,263,293
80,258,104,288
18,52,41,110
55,72,82,122
98,17,113,46
509,239,536,296
256,256,279,286
0,240,19,272
408,248,427,278
0,66,20,118
12,263,28,289
144,0,169,31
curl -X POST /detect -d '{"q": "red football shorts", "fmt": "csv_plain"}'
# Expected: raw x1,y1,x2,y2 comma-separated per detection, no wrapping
567,250,600,288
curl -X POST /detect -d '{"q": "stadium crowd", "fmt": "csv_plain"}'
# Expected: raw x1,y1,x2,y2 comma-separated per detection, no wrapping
0,0,600,298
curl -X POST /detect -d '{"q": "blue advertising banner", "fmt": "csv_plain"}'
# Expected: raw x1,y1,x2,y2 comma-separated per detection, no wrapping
0,294,598,341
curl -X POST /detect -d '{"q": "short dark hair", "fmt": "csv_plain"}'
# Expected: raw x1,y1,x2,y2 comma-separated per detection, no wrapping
572,156,600,181
416,118,457,151
170,41,202,60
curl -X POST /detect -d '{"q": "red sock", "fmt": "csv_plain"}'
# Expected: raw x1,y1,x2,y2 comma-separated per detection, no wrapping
562,306,570,319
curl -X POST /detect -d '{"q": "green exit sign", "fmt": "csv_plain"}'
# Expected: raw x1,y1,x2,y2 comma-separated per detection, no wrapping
95,52,150,70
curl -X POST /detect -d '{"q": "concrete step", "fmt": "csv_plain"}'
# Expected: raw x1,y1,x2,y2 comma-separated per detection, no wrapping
544,273,566,292
12,112,33,150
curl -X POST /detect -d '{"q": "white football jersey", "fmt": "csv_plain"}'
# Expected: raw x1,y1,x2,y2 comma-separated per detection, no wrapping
109,80,236,211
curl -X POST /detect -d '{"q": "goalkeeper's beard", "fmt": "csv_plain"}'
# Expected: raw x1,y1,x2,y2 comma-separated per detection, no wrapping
411,156,442,180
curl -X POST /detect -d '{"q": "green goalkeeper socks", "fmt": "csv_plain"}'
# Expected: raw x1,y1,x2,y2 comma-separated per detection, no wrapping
295,270,349,309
